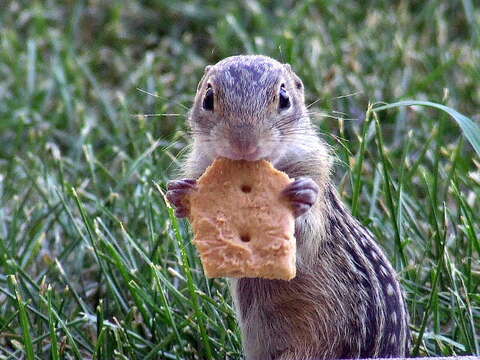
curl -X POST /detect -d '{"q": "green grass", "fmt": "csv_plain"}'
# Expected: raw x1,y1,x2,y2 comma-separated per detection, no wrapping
0,1,479,359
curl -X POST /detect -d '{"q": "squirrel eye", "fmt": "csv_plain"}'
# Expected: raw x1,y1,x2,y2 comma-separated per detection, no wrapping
279,85,290,110
203,85,214,111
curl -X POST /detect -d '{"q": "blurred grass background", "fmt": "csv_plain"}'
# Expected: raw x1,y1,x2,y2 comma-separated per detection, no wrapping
0,1,479,359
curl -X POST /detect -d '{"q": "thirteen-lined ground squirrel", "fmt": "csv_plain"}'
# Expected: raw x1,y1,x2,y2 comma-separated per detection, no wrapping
166,55,410,360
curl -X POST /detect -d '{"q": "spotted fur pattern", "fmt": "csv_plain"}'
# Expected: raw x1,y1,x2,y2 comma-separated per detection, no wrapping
181,55,410,359
229,185,410,360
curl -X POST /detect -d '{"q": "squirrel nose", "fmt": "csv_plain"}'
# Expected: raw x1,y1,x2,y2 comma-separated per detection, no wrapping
239,141,257,154
229,125,258,157
230,137,258,155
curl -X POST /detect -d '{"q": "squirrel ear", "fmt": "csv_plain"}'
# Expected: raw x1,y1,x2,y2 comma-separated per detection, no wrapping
196,65,213,93
284,63,303,90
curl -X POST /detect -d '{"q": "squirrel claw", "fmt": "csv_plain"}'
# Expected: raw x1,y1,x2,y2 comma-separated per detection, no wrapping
282,177,319,217
166,179,197,218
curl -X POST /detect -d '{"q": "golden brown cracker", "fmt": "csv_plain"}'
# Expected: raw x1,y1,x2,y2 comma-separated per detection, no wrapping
186,158,296,280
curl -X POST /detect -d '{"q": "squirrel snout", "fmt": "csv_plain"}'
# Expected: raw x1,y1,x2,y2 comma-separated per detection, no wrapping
228,137,259,160
224,124,261,160
231,137,257,155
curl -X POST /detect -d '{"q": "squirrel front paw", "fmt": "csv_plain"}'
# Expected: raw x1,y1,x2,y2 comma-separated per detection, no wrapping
166,179,197,218
282,177,319,217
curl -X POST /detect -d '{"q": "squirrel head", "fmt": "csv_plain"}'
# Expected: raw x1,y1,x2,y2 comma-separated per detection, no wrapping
189,55,314,165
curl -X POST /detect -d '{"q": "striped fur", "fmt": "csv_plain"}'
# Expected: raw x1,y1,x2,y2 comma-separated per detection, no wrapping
229,184,410,359
182,55,410,359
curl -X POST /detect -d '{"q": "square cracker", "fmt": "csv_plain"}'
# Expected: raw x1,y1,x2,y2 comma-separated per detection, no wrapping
186,158,296,280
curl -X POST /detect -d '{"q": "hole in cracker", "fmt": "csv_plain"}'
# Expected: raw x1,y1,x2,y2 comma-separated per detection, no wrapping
241,185,252,193
240,234,251,243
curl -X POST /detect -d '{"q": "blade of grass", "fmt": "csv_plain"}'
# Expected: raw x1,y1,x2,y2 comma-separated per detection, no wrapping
9,275,35,360
351,106,373,216
373,113,408,270
155,183,214,359
47,285,60,360
373,100,480,156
